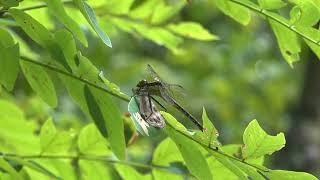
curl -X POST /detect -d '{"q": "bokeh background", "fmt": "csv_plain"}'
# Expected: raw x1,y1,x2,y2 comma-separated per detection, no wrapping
3,0,319,177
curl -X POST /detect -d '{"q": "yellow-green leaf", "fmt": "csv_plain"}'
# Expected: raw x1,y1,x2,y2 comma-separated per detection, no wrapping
20,61,57,107
163,113,212,180
0,158,22,180
41,0,87,46
78,123,111,155
264,170,318,180
40,119,74,154
0,43,19,91
213,0,251,25
115,164,152,180
242,120,285,159
258,0,286,10
73,0,112,47
269,13,301,66
84,85,126,160
9,9,71,71
152,138,184,180
167,22,218,41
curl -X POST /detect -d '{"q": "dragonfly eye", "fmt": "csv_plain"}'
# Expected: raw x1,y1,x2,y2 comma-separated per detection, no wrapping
137,79,148,87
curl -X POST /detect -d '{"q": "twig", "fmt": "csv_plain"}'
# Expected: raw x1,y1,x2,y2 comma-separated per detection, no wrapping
228,0,320,46
166,123,270,173
2,153,191,176
20,56,130,102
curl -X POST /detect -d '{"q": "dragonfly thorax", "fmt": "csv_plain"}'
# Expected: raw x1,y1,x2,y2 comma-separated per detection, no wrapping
136,79,148,88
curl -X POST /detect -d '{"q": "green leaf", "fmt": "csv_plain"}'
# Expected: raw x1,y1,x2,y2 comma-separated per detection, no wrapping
0,0,20,7
83,85,108,136
258,0,286,10
9,9,71,71
78,123,111,155
9,9,51,47
242,119,285,159
269,14,301,67
298,27,320,60
210,152,247,179
54,29,77,70
264,170,318,180
0,100,40,154
229,160,266,180
153,138,184,166
150,1,185,24
201,108,220,148
167,22,219,41
84,85,126,160
103,0,135,15
0,158,22,180
20,60,57,107
129,0,158,19
79,160,115,180
289,0,320,27
213,0,251,25
0,28,20,91
134,24,183,52
60,75,89,114
207,155,238,179
115,164,152,180
152,138,184,180
41,0,87,46
6,157,61,179
0,28,15,46
39,119,74,154
73,0,112,47
0,43,19,91
163,113,212,180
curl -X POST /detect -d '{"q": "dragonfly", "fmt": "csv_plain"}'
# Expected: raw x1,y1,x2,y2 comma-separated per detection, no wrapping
131,65,203,132
129,81,166,136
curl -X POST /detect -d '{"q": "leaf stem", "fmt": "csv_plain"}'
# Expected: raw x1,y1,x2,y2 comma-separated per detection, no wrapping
228,0,320,47
166,123,269,173
2,153,191,176
20,56,130,102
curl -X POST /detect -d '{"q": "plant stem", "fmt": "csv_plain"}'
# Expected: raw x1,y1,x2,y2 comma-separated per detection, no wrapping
166,123,270,173
2,153,191,176
228,0,320,46
20,56,130,102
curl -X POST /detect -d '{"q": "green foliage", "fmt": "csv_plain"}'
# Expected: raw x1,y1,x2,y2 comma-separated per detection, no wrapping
242,120,285,159
0,158,22,180
73,0,112,47
0,28,19,91
78,124,111,155
213,0,251,25
0,0,320,179
39,119,74,154
84,85,126,160
165,124,213,180
20,61,57,107
41,0,87,46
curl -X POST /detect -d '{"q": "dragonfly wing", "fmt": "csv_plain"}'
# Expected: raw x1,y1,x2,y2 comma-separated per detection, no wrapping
147,64,185,99
147,64,162,82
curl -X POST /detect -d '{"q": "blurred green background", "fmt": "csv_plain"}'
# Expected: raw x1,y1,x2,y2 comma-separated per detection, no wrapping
2,0,319,177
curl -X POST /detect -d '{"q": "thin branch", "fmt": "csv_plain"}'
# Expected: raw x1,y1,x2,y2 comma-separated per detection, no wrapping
20,56,130,102
228,0,320,46
2,153,191,176
166,123,270,173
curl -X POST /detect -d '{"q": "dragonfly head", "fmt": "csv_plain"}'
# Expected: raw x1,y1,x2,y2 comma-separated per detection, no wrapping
137,79,148,88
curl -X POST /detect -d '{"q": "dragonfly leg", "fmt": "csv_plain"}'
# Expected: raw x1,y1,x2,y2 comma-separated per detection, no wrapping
150,96,167,111
132,95,145,118
144,95,155,121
